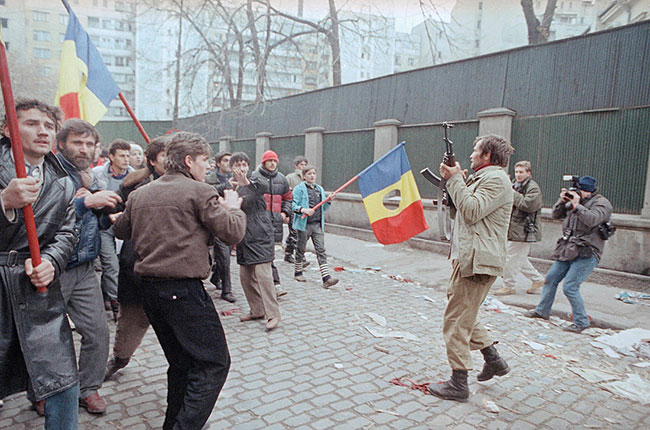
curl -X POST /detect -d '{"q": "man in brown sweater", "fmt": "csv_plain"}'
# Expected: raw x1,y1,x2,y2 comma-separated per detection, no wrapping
114,132,246,430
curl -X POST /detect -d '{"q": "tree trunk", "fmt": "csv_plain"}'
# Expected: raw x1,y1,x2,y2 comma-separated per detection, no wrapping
521,0,557,45
328,0,341,85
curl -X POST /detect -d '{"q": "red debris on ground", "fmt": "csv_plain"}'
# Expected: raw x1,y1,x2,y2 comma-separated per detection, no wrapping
333,266,345,272
220,308,240,316
542,353,558,359
345,287,353,291
389,377,431,394
388,275,414,283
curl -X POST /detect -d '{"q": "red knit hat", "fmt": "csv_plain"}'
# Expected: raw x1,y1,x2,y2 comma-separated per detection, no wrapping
261,150,279,163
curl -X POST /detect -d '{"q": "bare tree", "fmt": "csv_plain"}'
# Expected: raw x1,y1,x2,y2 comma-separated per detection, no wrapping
521,0,558,44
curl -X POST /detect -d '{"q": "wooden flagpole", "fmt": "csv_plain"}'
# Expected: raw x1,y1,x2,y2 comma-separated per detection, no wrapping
119,92,150,144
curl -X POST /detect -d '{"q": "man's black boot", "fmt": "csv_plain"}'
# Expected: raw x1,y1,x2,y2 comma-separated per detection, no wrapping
477,345,510,382
105,356,130,381
427,369,469,402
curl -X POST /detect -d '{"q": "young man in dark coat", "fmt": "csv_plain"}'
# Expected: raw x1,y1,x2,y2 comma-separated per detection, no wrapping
257,150,292,297
114,132,246,430
0,99,79,429
221,152,281,330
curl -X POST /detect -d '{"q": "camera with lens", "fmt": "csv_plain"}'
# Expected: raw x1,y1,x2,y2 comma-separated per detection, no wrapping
562,175,580,209
523,216,536,242
598,221,616,240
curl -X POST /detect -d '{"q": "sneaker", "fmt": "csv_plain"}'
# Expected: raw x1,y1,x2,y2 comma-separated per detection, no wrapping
110,299,119,323
562,323,588,333
221,292,236,303
79,393,106,414
323,277,339,289
523,309,549,320
527,281,544,294
284,254,295,264
105,357,130,381
294,275,306,282
276,286,288,298
302,260,310,269
240,314,264,322
493,287,515,296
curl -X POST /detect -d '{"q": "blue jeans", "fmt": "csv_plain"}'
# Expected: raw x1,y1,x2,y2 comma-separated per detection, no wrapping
44,383,79,430
535,256,598,328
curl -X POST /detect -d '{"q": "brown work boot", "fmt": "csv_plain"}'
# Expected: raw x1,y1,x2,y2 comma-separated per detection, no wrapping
477,345,510,382
492,287,515,296
527,281,544,294
31,399,45,417
427,370,469,402
79,393,106,414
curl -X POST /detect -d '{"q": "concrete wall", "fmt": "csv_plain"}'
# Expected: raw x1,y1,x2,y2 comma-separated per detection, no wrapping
325,193,650,276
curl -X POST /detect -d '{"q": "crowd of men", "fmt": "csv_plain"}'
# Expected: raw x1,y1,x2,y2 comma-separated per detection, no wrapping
0,98,613,428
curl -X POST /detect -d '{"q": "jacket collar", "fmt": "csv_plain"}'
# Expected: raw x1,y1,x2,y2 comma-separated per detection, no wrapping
0,136,68,184
258,165,278,178
467,165,502,185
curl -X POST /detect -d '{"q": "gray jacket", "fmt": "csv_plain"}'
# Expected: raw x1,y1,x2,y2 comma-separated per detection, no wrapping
551,191,612,262
508,178,543,242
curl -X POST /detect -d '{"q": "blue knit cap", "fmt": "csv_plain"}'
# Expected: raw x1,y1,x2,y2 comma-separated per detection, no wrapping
578,176,596,192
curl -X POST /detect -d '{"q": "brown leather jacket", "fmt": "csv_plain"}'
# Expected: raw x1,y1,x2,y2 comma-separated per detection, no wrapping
114,172,246,279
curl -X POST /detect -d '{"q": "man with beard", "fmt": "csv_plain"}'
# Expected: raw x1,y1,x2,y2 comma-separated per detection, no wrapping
55,119,118,415
1,99,79,429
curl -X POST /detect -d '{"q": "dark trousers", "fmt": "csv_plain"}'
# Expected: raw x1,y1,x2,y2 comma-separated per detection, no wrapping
285,224,298,256
141,279,230,430
210,240,232,295
272,262,280,285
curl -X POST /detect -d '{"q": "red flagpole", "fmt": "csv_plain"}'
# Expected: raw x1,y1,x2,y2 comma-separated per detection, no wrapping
0,37,45,293
119,92,150,144
301,175,358,219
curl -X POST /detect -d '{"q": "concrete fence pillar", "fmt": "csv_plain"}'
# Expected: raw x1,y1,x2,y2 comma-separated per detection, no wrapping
373,119,401,161
255,132,272,166
477,107,516,143
642,155,650,218
218,135,233,154
304,127,325,183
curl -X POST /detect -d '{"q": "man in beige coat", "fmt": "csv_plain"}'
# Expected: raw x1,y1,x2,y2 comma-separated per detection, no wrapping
428,134,514,402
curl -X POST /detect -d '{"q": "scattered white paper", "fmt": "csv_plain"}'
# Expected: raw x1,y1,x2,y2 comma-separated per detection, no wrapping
483,399,500,414
595,328,650,357
602,373,650,405
632,362,650,368
567,367,621,384
523,340,545,351
364,326,420,342
365,312,387,327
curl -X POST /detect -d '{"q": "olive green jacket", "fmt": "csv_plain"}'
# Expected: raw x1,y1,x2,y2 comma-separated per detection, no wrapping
446,165,513,278
508,177,543,242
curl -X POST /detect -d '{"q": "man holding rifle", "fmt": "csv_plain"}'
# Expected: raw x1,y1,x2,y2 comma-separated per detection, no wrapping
0,99,79,429
429,134,514,402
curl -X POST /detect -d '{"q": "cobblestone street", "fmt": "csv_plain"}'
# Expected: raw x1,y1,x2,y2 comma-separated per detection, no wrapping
1,243,649,429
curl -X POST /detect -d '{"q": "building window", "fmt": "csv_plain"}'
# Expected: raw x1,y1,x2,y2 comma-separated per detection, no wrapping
104,0,108,7
3,41,8,50
478,2,483,10
477,19,481,29
0,18,7,28
408,58,415,66
60,14,68,25
88,17,100,28
33,30,51,41
32,11,49,22
475,39,480,48
33,48,51,59
60,33,66,43
394,55,401,66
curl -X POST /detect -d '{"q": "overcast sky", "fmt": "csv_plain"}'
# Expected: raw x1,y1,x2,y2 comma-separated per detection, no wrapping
274,0,458,32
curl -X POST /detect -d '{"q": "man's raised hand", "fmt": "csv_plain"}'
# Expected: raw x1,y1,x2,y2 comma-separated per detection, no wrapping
219,189,242,210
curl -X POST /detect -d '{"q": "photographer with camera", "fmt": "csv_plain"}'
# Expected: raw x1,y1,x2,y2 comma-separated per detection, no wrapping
525,176,613,333
493,161,545,296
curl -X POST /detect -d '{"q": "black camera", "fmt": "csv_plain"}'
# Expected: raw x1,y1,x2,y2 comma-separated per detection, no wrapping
598,222,616,240
523,217,536,242
562,175,580,209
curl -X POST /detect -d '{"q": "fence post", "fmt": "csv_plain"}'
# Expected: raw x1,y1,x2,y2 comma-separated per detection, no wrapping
255,132,272,166
642,157,650,218
477,108,516,142
373,119,401,161
218,135,233,154
304,127,325,183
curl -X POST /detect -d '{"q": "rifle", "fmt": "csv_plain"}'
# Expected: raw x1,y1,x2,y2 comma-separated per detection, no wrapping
419,122,455,240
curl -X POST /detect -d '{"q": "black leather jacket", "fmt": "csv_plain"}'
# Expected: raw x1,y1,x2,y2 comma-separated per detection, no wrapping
0,139,79,400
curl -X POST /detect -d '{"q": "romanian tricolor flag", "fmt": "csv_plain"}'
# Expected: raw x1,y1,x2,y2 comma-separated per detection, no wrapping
55,0,120,125
357,142,429,245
